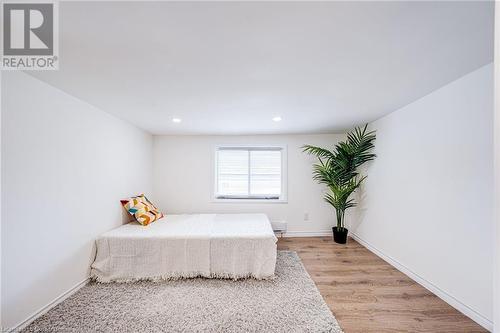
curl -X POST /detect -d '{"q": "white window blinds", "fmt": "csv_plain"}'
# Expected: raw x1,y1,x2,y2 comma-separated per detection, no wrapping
216,147,283,199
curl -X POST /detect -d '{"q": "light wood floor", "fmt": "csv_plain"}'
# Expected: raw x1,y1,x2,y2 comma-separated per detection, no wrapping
277,237,487,333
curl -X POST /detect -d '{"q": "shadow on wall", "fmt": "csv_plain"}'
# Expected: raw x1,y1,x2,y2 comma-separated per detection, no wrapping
4,243,91,330
347,190,367,232
347,162,373,233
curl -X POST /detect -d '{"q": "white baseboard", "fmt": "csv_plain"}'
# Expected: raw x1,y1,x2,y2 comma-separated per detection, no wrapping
350,232,493,332
7,278,90,332
280,230,332,237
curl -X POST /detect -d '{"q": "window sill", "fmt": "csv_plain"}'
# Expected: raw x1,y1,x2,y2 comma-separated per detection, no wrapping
211,198,288,204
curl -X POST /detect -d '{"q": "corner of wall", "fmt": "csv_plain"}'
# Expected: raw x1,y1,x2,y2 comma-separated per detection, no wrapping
493,3,499,332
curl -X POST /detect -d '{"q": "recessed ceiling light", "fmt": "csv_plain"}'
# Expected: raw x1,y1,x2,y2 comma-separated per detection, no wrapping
172,118,182,123
272,116,282,122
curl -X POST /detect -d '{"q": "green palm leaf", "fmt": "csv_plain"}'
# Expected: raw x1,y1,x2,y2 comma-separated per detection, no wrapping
302,124,376,231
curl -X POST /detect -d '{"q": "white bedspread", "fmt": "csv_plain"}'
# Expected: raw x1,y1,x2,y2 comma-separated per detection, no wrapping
91,213,277,282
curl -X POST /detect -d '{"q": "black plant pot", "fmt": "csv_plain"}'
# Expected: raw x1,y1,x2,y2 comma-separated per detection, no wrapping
332,227,348,244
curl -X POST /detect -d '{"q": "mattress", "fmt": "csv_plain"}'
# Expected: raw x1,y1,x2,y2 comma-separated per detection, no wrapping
90,213,278,282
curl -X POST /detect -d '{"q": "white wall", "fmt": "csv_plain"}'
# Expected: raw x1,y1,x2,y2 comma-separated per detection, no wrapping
153,134,343,235
0,72,3,328
351,64,494,330
494,4,499,332
1,72,153,329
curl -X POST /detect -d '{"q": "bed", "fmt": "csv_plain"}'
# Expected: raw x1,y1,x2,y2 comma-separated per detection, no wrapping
91,213,277,282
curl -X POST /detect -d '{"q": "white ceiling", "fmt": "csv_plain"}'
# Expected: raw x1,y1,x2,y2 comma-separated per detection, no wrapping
29,1,494,135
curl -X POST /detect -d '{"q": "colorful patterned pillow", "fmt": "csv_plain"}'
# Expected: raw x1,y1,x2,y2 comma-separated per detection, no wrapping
121,194,164,226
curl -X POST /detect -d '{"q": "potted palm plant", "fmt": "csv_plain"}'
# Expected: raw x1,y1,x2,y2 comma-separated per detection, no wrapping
303,124,376,244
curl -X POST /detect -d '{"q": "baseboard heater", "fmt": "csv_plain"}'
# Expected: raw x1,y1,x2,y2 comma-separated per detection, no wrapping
271,220,287,236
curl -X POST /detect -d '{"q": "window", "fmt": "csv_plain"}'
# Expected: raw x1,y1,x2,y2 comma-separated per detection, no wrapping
215,145,286,201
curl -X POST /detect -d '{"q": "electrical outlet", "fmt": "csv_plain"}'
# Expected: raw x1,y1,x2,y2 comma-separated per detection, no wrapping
303,212,309,221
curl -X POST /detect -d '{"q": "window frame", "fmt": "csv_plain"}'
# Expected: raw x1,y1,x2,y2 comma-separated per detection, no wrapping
213,144,288,203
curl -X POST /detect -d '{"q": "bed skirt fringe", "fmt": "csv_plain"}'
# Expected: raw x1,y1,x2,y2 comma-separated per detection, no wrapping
90,271,276,283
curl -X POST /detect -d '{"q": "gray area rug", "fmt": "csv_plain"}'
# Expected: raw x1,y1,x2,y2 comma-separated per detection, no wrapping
23,251,343,333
